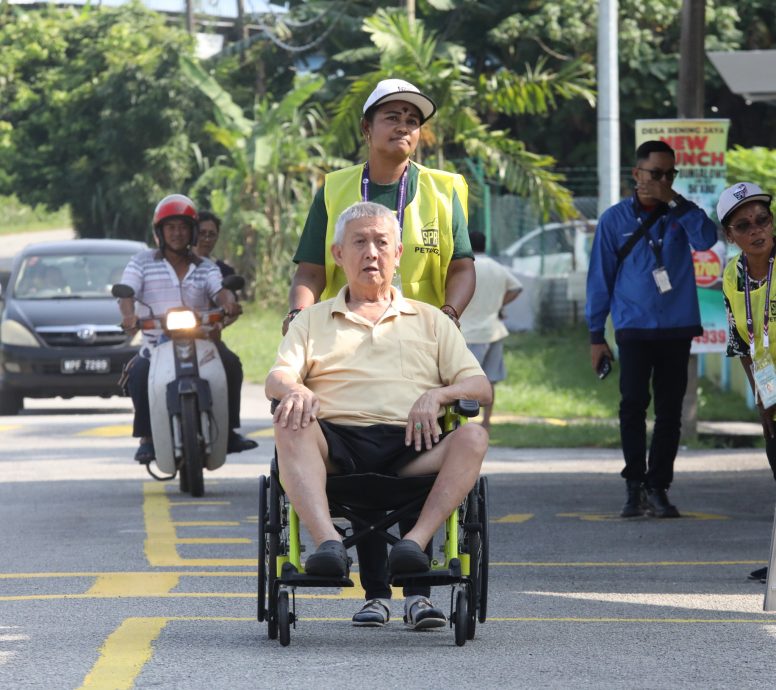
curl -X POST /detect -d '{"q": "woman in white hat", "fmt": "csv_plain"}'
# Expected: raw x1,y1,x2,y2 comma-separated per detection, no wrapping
719,181,775,583
283,78,476,630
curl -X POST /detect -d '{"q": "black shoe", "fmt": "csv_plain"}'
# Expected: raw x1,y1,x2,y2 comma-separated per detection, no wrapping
404,596,446,630
645,487,680,518
227,431,258,454
305,540,349,577
620,480,647,518
388,539,430,575
748,567,768,583
134,441,155,465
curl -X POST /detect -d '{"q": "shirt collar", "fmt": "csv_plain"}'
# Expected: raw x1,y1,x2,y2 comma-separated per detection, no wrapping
331,284,417,317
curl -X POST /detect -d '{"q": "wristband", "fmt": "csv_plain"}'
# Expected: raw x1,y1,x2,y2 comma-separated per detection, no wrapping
286,308,303,322
441,304,461,329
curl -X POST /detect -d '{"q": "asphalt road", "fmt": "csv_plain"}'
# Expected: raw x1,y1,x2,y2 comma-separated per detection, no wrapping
2,388,776,689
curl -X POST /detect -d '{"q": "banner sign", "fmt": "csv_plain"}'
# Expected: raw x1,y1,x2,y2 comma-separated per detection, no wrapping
635,119,731,354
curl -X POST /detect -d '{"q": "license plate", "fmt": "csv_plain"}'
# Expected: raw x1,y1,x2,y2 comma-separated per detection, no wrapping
60,358,110,374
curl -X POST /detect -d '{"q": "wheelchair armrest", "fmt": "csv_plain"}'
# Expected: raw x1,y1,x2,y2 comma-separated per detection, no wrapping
451,399,480,418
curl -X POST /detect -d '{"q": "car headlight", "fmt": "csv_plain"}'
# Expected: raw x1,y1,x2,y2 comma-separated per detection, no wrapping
1,319,40,347
165,310,197,331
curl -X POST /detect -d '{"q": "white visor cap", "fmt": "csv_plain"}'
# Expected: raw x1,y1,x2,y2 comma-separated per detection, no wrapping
362,79,437,123
717,182,772,225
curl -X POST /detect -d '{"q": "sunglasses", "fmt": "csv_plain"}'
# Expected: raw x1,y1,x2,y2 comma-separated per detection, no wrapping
638,167,679,182
729,213,773,235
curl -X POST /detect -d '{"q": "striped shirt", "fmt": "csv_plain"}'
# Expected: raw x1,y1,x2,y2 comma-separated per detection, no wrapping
121,249,223,346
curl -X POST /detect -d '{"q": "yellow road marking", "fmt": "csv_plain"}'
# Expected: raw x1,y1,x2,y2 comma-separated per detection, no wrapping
78,617,167,690
171,521,240,527
491,560,763,567
493,513,534,523
250,428,274,438
0,424,20,432
143,483,254,566
557,511,729,522
77,424,133,437
86,573,180,596
0,571,257,579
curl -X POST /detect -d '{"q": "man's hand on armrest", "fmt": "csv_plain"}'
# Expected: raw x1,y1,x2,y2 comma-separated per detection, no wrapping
405,375,491,451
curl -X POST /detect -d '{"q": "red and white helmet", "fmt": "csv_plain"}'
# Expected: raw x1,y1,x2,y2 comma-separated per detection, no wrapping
152,194,198,247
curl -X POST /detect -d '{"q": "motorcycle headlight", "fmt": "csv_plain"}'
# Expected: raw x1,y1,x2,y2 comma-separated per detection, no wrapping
1,319,40,347
165,310,197,331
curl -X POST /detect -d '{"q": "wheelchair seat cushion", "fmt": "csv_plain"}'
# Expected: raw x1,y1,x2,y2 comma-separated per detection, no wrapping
318,420,450,476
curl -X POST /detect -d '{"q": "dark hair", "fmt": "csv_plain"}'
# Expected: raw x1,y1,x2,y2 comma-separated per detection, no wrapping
636,140,675,162
198,210,221,232
469,230,486,253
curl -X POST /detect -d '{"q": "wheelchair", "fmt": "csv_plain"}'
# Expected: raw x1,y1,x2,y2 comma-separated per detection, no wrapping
257,400,489,647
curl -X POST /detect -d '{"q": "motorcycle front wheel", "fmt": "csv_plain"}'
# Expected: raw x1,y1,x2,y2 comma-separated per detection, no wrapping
180,395,205,497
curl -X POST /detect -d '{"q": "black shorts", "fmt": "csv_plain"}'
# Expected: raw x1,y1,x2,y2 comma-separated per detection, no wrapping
318,421,440,476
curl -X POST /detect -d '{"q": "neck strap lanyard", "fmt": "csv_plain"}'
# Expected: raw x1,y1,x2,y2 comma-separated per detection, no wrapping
646,218,668,267
361,162,409,236
743,250,776,357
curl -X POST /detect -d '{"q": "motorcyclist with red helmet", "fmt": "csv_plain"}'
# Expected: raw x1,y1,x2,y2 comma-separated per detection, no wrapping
117,194,257,464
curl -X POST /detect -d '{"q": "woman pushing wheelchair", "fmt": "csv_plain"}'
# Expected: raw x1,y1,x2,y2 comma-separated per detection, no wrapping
265,202,490,623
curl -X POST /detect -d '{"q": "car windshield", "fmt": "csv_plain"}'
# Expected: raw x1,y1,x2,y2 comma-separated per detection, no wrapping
13,253,130,299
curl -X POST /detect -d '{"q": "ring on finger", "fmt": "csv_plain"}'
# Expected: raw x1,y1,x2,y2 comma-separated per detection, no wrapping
414,422,423,432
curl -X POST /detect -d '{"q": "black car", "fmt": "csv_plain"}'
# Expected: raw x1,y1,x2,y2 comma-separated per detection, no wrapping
0,239,147,414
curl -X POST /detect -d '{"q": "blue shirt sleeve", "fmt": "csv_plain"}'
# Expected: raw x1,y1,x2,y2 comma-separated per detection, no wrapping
671,199,719,251
585,211,620,342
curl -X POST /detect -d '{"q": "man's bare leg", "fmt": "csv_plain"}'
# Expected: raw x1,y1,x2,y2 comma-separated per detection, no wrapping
274,422,340,546
398,423,489,549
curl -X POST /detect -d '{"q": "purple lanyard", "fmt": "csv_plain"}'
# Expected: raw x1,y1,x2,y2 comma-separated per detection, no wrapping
361,163,409,237
743,251,776,358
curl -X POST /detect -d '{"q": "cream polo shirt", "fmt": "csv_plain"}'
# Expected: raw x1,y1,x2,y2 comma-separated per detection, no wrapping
269,286,485,427
460,254,522,344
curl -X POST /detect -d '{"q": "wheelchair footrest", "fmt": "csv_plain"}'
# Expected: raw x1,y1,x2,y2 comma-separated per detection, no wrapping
390,559,463,588
278,562,354,589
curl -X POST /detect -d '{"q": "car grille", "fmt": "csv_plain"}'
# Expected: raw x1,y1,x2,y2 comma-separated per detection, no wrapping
35,326,128,348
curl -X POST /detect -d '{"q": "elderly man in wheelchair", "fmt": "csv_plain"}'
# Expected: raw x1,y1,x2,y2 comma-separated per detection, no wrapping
264,201,490,641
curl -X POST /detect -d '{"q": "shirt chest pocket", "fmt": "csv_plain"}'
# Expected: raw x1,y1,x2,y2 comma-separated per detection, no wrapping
399,339,439,380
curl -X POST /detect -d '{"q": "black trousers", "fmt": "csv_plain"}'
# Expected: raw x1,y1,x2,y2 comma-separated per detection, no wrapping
128,339,243,437
617,338,692,489
355,511,432,600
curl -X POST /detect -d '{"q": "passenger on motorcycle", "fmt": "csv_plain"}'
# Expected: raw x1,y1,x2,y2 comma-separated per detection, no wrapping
117,194,257,464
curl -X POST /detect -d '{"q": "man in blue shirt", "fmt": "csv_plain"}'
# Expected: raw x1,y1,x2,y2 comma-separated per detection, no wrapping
585,140,718,518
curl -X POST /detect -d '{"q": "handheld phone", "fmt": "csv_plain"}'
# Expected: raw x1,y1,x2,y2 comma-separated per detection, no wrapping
597,356,612,380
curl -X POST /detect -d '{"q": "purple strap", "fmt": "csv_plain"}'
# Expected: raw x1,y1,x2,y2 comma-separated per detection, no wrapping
361,162,409,237
743,250,776,357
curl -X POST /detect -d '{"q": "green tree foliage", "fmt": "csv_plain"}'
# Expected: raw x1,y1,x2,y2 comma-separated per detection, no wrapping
329,9,594,220
0,3,199,240
182,58,351,305
727,147,776,214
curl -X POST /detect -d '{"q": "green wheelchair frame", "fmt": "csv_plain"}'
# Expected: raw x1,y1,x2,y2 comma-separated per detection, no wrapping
257,400,489,647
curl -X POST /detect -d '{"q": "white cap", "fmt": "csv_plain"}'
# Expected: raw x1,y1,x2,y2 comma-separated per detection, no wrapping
717,182,772,225
362,79,437,123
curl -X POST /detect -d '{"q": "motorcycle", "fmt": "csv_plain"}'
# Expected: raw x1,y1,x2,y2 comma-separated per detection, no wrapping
112,276,243,496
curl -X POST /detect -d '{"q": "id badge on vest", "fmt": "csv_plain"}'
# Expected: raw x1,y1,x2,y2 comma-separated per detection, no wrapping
652,267,672,294
752,354,776,408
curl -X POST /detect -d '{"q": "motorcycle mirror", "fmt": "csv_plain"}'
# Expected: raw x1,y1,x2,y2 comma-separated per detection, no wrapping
112,283,136,299
222,275,245,292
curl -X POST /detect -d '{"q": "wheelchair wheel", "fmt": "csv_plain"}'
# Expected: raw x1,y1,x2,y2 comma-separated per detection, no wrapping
266,474,282,640
454,588,468,647
478,476,490,623
257,475,268,622
464,484,481,640
277,590,291,647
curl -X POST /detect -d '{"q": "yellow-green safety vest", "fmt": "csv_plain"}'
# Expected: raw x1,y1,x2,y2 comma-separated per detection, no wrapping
722,254,776,360
320,161,468,307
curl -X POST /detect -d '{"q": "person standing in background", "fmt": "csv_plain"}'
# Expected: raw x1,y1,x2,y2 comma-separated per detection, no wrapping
585,140,718,519
459,231,522,431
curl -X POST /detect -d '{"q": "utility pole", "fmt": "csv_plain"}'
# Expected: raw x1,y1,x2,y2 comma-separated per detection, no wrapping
406,0,415,26
186,0,195,35
597,0,620,217
677,0,706,441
